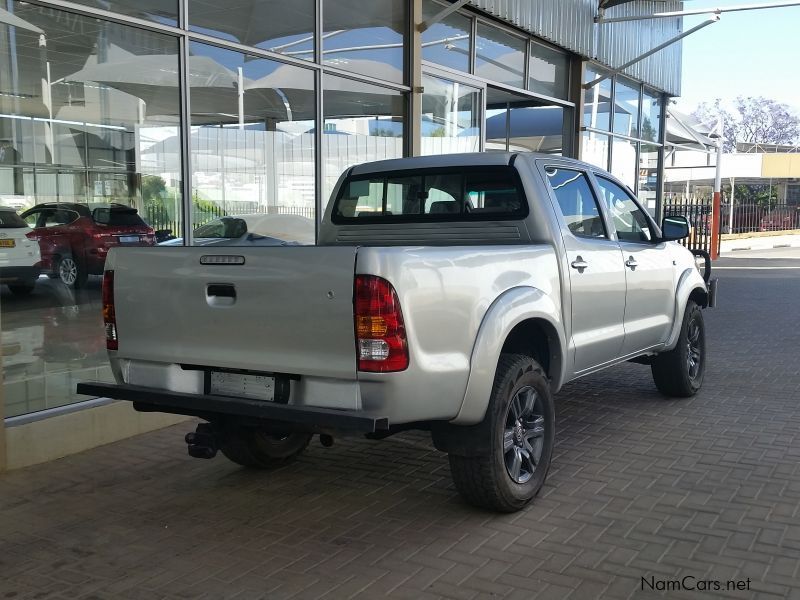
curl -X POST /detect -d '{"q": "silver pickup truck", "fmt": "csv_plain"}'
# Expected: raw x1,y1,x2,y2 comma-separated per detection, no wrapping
78,153,716,512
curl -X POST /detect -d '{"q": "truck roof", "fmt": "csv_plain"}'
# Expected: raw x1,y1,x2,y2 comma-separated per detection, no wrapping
347,152,603,176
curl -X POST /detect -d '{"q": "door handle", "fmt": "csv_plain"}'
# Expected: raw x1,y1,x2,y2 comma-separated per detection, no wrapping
625,257,638,270
570,256,588,273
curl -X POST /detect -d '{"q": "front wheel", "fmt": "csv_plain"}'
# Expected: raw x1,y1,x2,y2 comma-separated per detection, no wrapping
651,300,706,397
449,354,555,513
219,425,311,468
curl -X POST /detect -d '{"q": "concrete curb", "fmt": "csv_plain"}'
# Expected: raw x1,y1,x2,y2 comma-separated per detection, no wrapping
720,233,800,253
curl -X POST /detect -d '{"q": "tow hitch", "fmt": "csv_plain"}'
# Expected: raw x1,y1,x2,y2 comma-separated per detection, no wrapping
185,423,218,459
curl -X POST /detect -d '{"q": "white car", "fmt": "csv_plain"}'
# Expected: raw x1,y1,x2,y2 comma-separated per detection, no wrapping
0,206,41,295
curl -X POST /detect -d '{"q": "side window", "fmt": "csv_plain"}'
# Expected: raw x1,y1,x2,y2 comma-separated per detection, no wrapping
43,209,79,227
545,167,607,239
23,210,40,228
595,177,653,242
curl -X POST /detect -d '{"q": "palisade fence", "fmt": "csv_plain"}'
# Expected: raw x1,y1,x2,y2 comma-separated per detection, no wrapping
664,197,800,253
144,203,316,235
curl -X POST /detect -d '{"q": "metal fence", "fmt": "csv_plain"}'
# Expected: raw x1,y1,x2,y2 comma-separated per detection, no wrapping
663,197,713,253
143,204,315,234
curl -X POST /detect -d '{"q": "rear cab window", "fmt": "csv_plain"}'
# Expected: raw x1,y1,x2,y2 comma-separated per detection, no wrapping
332,166,528,223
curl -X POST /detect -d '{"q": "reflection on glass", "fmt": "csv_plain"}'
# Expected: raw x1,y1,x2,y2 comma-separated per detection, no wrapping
613,77,640,138
641,89,662,143
421,75,480,156
611,138,638,191
186,43,316,245
0,2,181,416
583,67,612,131
485,108,508,151
529,43,569,99
189,0,314,59
509,105,566,154
323,74,405,203
64,0,178,25
638,142,660,213
475,24,526,88
421,0,471,72
581,132,609,171
323,0,405,83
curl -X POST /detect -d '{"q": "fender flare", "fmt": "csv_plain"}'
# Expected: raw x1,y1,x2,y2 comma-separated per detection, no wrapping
664,268,708,350
450,286,566,425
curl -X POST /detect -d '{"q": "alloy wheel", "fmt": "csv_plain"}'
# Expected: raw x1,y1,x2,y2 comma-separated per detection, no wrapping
59,258,78,286
503,385,545,484
686,318,703,380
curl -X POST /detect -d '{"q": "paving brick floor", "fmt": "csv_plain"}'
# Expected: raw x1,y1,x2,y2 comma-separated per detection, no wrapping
2,263,800,600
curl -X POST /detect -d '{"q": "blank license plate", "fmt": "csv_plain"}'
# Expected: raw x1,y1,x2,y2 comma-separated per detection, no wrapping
119,235,139,244
0,239,15,248
209,371,274,402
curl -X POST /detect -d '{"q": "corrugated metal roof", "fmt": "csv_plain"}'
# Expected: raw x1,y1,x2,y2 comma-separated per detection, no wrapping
467,0,683,95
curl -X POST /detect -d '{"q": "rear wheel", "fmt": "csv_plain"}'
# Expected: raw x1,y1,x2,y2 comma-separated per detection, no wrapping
651,300,705,397
219,425,311,468
57,255,87,289
449,354,555,513
8,281,35,296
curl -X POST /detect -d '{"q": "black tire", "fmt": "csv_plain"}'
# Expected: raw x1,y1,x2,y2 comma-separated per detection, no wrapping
219,425,311,468
8,281,35,296
57,254,88,289
449,354,555,513
651,300,706,397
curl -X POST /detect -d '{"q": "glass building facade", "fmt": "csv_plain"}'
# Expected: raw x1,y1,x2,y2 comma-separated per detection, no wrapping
0,0,668,420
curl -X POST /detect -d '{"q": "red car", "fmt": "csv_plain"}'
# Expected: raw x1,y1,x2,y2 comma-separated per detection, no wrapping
760,207,800,232
21,203,155,288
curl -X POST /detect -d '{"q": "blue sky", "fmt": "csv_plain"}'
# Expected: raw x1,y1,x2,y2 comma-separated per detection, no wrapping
675,0,800,114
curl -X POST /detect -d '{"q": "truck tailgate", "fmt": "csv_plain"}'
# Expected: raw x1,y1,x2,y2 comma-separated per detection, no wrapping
109,246,358,379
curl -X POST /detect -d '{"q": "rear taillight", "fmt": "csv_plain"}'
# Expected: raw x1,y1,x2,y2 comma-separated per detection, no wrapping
102,270,118,350
355,275,409,372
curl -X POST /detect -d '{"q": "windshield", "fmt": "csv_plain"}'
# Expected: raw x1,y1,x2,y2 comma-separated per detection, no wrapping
194,217,248,239
332,166,527,223
0,210,27,228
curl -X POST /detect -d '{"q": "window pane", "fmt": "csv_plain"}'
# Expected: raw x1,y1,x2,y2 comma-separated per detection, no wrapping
509,105,567,155
64,0,178,25
189,0,314,59
323,75,405,205
333,166,526,221
188,43,316,245
596,176,653,242
421,75,481,156
529,43,569,99
545,167,606,239
323,0,405,84
475,24,526,88
421,0,471,72
581,132,610,171
583,66,612,131
610,138,638,191
641,89,663,142
0,3,181,417
613,77,640,138
638,142,660,214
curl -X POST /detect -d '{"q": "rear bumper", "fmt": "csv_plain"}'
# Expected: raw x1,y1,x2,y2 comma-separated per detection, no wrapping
76,382,389,433
0,265,41,282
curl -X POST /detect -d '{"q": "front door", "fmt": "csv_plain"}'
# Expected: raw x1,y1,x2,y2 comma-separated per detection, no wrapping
593,175,676,355
543,165,626,373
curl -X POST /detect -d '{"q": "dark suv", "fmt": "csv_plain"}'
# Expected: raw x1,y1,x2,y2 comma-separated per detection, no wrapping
21,203,155,288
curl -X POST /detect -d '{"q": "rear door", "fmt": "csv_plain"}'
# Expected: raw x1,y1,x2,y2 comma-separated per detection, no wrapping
110,246,359,380
543,165,626,373
593,175,675,354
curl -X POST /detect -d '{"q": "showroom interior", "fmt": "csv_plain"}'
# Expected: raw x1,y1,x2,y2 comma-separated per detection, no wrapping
0,0,682,469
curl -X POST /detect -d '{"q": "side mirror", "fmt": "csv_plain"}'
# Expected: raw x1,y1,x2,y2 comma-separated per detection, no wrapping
661,215,690,241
